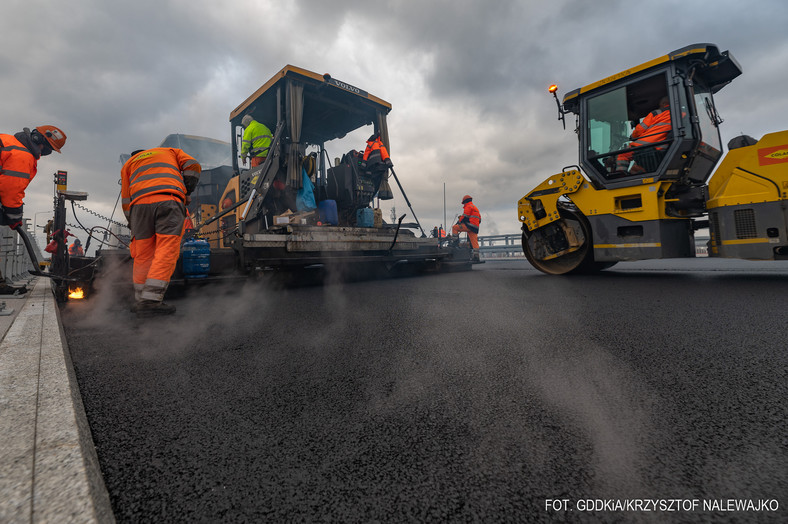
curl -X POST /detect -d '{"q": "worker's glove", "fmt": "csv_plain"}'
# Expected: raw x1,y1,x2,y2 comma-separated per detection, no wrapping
384,158,393,167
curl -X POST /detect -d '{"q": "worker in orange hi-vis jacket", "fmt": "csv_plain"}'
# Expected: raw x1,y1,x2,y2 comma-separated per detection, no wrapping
68,238,84,256
0,125,67,229
614,96,672,173
121,147,201,317
451,194,482,261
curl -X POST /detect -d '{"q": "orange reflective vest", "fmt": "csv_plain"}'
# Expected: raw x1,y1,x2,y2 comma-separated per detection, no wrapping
616,109,672,167
121,148,201,220
0,133,37,209
363,137,390,163
630,108,671,148
69,243,84,256
460,201,481,233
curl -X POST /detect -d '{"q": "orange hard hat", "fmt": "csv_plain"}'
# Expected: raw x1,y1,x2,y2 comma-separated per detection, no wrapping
36,125,67,153
462,195,472,204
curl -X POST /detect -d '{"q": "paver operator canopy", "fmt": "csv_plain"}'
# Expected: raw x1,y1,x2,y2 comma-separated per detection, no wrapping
216,65,407,238
229,65,393,184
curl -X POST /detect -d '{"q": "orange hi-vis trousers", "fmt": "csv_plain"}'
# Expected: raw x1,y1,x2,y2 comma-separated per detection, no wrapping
128,196,186,302
452,223,479,249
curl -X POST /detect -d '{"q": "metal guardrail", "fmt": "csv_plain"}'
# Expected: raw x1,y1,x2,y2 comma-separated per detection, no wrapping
478,234,523,258
1,219,39,283
476,233,711,259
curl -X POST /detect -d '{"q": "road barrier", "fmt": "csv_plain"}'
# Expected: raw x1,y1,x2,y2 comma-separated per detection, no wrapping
1,219,40,283
478,234,523,258
476,234,711,259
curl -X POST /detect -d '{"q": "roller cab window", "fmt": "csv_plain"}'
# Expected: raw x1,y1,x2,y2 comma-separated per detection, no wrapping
584,73,675,183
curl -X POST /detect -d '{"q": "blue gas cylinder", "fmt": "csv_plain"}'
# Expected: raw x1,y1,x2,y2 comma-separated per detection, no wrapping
356,207,374,227
318,199,339,225
182,239,210,279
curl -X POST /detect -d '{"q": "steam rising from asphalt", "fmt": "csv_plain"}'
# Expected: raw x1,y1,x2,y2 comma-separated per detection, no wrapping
526,344,653,495
62,273,279,359
63,263,662,498
362,284,660,497
62,260,364,361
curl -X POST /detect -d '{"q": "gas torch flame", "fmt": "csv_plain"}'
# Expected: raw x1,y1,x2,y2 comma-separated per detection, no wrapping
68,287,85,300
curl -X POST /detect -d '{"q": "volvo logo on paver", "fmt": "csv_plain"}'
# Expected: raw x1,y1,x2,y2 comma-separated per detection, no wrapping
330,78,367,97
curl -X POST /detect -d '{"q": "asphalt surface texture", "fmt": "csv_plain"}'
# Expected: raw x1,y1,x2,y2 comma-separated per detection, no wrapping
61,258,787,523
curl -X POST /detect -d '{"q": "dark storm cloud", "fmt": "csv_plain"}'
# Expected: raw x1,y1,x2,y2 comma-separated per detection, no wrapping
1,1,251,221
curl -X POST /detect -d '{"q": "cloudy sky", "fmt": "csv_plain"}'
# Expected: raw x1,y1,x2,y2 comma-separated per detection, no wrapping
3,0,786,242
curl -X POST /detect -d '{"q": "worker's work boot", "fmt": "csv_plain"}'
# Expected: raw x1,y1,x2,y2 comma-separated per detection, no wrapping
471,249,481,262
132,300,176,317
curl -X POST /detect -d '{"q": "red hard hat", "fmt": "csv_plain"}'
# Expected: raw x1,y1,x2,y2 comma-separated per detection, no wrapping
462,195,472,204
36,125,67,153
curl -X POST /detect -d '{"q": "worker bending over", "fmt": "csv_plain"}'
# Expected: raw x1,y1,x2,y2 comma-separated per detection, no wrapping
0,125,67,230
121,147,201,316
451,194,482,261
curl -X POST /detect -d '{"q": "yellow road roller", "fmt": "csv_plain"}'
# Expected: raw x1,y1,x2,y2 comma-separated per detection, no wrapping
518,43,788,274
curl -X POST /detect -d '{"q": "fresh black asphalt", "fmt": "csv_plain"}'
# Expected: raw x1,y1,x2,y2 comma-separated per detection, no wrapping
62,259,788,522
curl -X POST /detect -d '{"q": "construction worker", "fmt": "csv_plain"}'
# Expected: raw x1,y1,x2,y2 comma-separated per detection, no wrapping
68,238,84,256
361,131,393,168
615,96,672,173
0,125,67,230
241,115,273,167
450,195,482,261
121,147,201,316
44,218,54,243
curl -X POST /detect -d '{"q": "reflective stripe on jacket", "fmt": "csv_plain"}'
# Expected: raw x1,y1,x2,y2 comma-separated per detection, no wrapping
363,137,390,163
121,148,201,220
241,120,273,158
0,133,37,209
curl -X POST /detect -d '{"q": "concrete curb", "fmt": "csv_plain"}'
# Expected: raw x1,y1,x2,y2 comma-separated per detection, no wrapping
0,278,114,523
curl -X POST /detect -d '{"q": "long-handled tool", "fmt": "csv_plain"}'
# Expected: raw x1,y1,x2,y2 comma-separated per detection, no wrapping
192,198,248,232
388,214,407,252
12,224,79,282
388,166,426,238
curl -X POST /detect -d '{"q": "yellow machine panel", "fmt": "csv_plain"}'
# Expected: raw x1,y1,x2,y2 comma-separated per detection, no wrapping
707,130,788,208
